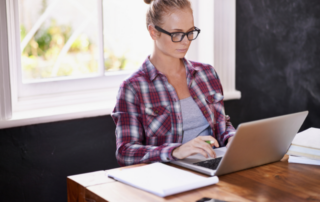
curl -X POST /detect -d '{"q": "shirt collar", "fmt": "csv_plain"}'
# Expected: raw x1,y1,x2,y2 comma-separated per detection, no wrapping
142,55,200,81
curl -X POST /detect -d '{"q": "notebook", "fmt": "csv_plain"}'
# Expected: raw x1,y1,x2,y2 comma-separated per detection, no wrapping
107,162,219,197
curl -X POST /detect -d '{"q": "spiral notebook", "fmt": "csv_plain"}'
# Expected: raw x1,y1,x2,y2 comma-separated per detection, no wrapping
107,162,219,197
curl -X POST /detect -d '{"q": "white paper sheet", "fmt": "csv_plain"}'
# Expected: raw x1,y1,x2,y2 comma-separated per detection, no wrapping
108,162,219,197
288,155,320,166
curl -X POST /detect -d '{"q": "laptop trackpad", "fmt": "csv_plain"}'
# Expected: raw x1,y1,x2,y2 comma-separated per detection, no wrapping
213,147,227,157
182,147,227,164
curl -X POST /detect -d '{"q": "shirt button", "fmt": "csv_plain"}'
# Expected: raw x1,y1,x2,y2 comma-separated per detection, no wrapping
155,110,158,114
193,96,197,99
203,110,207,114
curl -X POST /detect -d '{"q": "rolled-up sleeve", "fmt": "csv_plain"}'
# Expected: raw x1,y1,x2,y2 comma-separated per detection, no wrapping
221,115,236,144
210,67,236,146
111,82,181,166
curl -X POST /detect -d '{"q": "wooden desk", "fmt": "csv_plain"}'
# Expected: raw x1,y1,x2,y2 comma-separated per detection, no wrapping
67,156,320,202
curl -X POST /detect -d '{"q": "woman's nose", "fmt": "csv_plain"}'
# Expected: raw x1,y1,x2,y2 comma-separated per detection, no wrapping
181,35,190,45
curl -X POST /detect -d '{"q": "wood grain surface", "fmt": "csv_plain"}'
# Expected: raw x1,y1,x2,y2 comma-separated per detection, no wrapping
68,155,320,202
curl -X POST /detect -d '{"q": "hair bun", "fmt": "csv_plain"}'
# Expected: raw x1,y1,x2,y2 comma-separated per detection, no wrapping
144,0,153,4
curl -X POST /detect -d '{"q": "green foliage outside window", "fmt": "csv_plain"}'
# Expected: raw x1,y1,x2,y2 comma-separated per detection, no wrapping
21,19,128,80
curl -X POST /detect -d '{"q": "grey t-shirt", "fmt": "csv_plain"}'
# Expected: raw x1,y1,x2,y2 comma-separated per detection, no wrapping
180,96,213,144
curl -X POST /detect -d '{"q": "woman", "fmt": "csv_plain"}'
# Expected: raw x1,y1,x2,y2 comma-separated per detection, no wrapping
111,0,236,166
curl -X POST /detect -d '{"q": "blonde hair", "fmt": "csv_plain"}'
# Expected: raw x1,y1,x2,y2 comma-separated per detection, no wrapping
144,0,192,29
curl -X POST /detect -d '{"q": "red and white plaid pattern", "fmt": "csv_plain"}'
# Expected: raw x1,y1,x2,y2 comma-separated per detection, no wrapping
111,55,236,166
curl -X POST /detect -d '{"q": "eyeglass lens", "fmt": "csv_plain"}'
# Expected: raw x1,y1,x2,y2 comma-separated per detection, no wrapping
172,30,199,42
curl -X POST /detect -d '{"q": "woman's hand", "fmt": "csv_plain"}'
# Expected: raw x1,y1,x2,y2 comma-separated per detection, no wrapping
226,136,234,148
172,136,219,159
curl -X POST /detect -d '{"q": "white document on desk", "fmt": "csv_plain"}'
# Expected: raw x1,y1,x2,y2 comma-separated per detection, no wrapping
107,162,219,197
288,155,320,166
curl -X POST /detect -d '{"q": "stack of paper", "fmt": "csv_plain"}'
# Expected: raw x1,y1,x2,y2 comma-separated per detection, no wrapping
288,156,320,165
108,162,219,197
287,127,320,165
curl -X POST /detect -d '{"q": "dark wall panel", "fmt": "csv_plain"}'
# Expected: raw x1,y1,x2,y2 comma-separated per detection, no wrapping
225,0,320,131
0,115,118,202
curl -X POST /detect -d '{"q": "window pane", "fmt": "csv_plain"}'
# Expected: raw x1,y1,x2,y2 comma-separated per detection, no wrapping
103,0,153,72
19,0,100,81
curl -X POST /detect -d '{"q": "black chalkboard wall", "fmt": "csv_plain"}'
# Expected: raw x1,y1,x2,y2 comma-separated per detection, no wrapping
0,0,320,201
225,0,320,130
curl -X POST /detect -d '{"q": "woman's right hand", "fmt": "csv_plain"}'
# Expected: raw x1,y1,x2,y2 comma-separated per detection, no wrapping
172,136,219,159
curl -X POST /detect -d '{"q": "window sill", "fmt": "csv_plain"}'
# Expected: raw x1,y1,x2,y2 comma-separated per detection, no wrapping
0,89,241,129
224,90,241,101
0,99,116,129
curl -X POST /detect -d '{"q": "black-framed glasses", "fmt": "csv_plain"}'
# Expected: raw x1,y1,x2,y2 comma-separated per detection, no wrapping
154,25,201,42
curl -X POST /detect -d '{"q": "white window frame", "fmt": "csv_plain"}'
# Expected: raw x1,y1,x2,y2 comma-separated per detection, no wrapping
0,0,240,129
188,0,241,100
0,0,132,129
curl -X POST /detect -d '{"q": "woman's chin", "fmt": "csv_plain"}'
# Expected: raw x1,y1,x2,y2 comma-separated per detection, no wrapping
174,51,187,58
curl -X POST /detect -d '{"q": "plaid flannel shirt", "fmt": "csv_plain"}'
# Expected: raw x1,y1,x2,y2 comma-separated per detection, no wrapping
111,55,236,166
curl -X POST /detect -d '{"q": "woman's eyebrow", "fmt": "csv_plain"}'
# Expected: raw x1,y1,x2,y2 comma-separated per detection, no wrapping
172,27,194,31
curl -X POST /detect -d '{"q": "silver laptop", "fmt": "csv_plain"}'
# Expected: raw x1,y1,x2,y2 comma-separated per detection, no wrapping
171,111,308,176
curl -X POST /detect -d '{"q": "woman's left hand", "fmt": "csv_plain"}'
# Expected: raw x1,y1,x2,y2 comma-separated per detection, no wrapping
226,136,234,148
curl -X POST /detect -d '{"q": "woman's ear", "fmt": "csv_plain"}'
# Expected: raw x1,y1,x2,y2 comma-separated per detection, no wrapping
148,24,159,41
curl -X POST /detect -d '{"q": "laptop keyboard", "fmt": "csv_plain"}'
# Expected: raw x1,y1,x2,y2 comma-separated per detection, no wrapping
193,157,222,170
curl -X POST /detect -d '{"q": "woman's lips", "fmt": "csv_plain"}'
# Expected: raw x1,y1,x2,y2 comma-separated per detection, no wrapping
176,48,187,53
